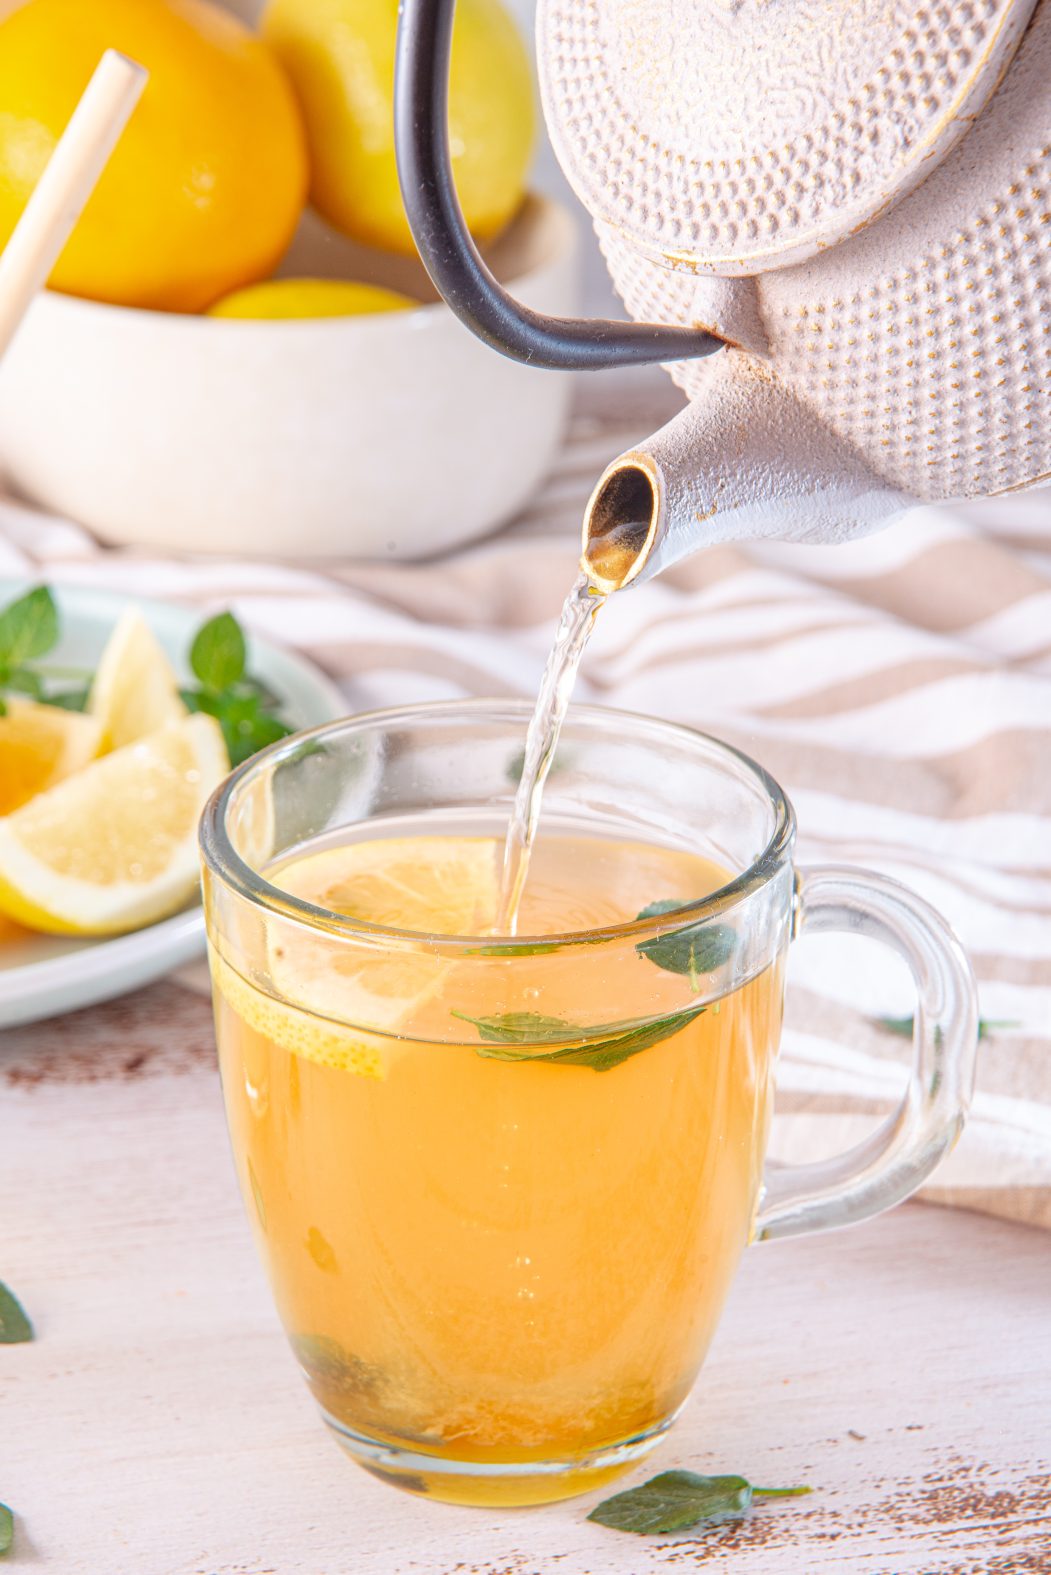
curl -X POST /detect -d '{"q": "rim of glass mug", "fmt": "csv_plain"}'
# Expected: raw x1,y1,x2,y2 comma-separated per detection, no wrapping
199,698,797,951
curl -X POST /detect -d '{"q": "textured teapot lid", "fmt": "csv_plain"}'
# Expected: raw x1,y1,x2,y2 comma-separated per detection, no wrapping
538,0,1038,274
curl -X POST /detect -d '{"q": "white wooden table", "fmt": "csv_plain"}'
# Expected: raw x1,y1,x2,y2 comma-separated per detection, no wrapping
3,978,1050,1574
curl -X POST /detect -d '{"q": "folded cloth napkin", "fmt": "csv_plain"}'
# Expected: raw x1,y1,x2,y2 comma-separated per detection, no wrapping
2,373,1049,1230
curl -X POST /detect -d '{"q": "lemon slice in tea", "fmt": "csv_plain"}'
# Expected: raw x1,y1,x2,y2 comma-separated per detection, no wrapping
259,836,499,1057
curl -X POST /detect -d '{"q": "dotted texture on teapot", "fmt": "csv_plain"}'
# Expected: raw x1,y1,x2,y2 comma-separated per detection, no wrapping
596,0,1051,503
538,0,1038,274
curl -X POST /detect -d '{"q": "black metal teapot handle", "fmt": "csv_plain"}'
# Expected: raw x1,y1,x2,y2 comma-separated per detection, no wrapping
394,0,725,371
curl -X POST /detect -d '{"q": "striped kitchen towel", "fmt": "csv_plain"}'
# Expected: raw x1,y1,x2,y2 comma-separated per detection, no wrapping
2,373,1049,1229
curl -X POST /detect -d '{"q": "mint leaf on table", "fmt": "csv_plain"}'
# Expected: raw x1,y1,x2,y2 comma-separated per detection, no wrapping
451,1003,706,1072
588,1470,811,1536
876,1015,1017,1041
0,1502,12,1555
635,901,735,987
0,1282,33,1344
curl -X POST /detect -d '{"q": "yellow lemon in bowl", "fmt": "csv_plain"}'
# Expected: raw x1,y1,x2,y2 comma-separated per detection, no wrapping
208,277,415,319
0,0,308,312
262,0,535,256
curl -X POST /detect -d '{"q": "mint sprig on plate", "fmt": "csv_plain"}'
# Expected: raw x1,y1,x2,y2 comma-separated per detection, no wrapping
180,610,292,766
588,1469,812,1536
451,1003,706,1072
0,585,293,766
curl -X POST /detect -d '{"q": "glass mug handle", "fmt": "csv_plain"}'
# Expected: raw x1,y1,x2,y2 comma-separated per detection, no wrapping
755,865,980,1242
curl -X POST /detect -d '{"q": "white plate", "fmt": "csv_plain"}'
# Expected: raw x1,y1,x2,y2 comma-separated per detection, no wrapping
0,583,346,1028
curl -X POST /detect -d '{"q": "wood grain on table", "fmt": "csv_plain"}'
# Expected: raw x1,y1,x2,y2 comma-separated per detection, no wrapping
3,980,1050,1575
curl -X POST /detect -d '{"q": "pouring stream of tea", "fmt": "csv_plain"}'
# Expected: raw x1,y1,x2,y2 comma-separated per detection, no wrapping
496,572,607,934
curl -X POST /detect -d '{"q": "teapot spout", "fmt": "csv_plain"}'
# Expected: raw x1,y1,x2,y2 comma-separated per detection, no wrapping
581,364,913,591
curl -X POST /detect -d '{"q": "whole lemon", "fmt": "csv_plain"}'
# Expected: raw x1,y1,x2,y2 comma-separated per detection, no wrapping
0,0,308,312
263,0,534,256
208,277,414,317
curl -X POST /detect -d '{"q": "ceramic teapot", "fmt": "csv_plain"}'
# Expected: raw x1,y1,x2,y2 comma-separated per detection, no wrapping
394,0,1051,586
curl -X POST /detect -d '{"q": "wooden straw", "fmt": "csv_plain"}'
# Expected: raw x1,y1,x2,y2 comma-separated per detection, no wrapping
0,49,146,360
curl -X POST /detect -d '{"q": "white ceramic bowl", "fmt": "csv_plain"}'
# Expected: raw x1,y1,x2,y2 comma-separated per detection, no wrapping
0,195,578,558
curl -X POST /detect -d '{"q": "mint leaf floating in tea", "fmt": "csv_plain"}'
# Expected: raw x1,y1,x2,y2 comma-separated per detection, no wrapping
0,1282,32,1344
876,1014,1017,1041
452,1004,706,1072
0,1502,12,1556
636,900,735,988
291,1333,385,1402
588,1469,811,1536
454,1010,573,1044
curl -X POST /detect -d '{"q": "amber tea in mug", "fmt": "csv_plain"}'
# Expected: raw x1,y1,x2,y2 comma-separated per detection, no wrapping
201,703,976,1506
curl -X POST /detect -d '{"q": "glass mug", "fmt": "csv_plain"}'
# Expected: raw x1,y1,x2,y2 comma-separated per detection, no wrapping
199,702,978,1507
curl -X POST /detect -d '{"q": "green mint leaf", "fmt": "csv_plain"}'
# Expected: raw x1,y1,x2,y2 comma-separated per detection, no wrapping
182,682,292,766
238,673,282,707
876,1015,1017,1041
42,684,90,712
0,1281,33,1343
588,1471,811,1536
589,1471,753,1534
453,1010,571,1044
876,1014,915,1037
220,706,292,768
452,1004,706,1072
636,901,735,984
290,1333,384,1401
0,1502,12,1555
0,586,59,667
2,668,43,701
190,610,246,691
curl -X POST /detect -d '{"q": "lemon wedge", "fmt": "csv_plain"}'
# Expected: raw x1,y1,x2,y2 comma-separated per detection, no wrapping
0,700,102,814
0,714,229,935
88,608,186,751
207,277,414,319
212,837,499,1076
